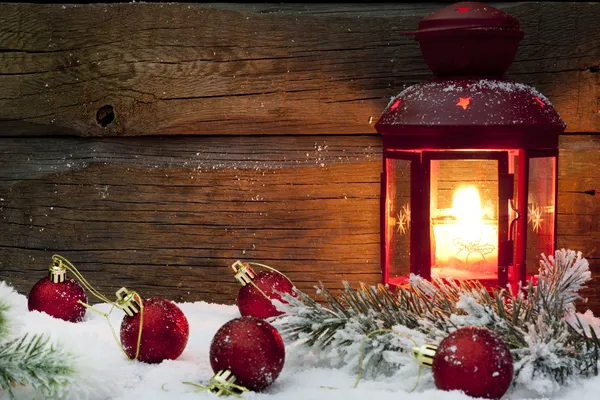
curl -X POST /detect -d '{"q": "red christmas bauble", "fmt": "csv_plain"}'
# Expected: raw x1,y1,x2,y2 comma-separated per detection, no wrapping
209,316,285,391
120,297,189,364
432,326,513,399
237,271,295,319
28,277,87,323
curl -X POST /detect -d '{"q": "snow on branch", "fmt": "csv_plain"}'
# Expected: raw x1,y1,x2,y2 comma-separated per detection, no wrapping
274,249,600,396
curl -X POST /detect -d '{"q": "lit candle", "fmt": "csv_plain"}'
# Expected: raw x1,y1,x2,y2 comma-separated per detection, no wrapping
432,186,498,280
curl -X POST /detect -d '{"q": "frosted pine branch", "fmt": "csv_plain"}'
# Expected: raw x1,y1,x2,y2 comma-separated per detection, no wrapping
275,286,348,348
0,282,84,399
274,283,427,377
512,315,581,395
0,334,76,399
274,249,599,394
0,282,22,340
538,249,590,311
0,296,9,341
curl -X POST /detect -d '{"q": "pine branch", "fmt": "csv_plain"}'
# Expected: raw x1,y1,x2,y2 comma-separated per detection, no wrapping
538,250,590,310
275,283,427,377
274,249,598,393
0,299,9,340
0,281,20,340
276,285,348,348
0,333,76,399
407,250,596,386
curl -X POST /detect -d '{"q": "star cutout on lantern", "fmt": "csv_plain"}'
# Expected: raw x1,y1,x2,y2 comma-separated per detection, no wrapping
456,96,471,110
528,204,544,233
533,96,546,108
395,203,411,235
395,212,407,234
402,203,411,224
390,99,402,111
457,6,469,12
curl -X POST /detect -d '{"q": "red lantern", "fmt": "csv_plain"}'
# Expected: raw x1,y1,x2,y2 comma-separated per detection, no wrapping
377,2,566,291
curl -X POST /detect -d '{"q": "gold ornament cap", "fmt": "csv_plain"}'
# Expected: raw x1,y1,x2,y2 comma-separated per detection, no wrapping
412,343,438,368
115,287,142,317
208,370,248,397
210,370,236,395
231,260,256,287
48,259,67,283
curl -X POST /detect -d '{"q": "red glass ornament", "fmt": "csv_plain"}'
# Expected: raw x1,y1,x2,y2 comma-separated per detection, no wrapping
120,297,189,364
28,277,87,323
432,326,513,399
237,270,295,319
209,316,285,392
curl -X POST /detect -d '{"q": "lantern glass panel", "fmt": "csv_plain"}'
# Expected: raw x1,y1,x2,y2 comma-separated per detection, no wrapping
385,158,411,280
526,156,556,275
430,158,499,281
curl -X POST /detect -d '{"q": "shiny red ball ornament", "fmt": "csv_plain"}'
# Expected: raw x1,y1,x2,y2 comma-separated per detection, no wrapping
28,277,87,323
432,326,513,399
209,316,285,392
120,297,189,364
238,270,295,319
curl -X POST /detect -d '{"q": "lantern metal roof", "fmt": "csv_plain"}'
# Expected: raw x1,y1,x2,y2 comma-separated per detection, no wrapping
375,1,566,149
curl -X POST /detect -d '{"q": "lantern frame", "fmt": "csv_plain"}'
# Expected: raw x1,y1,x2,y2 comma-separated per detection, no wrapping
381,147,559,290
376,2,565,290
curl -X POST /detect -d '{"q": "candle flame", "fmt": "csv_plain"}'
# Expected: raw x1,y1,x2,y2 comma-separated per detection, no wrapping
452,186,483,224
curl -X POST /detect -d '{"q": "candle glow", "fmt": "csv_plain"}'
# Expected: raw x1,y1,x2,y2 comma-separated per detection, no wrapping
431,185,498,280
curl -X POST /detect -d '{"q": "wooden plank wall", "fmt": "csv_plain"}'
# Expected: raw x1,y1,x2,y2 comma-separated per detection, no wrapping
0,3,598,309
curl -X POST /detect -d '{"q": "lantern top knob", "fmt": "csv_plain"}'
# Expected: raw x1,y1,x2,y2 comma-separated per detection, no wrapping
403,2,523,76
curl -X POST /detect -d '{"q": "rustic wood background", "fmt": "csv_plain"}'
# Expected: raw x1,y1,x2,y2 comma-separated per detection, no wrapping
0,2,598,311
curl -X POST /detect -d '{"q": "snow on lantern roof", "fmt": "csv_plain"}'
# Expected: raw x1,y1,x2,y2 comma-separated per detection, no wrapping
375,78,566,149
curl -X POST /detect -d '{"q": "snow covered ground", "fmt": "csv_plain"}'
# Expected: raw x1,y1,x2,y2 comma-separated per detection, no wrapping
6,289,600,400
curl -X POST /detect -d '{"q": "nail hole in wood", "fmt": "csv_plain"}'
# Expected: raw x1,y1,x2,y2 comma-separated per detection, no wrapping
96,105,115,127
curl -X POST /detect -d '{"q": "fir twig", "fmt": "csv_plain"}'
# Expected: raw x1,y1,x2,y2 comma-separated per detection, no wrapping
0,299,9,340
273,249,597,394
0,333,75,399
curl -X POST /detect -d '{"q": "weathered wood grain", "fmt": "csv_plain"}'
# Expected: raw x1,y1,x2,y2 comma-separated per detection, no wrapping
0,134,598,310
0,135,382,303
557,134,600,264
0,2,598,136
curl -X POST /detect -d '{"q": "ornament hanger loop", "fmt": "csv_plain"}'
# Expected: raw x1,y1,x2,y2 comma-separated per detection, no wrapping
114,287,145,360
231,260,256,287
51,254,112,304
116,287,142,317
231,260,297,307
48,258,66,283
49,254,145,361
231,260,295,286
